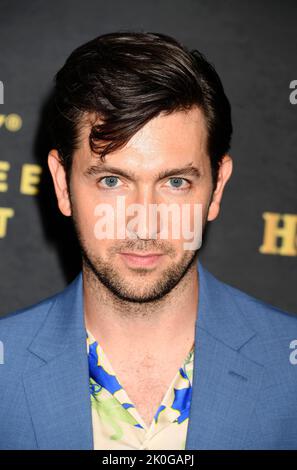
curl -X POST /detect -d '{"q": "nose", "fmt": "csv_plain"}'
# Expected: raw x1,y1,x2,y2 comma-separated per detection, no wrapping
126,185,160,240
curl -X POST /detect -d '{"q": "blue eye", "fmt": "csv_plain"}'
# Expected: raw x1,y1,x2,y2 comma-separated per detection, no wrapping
167,177,190,190
99,176,120,188
170,178,183,188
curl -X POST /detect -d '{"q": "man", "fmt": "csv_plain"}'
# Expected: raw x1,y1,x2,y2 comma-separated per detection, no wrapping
0,31,297,450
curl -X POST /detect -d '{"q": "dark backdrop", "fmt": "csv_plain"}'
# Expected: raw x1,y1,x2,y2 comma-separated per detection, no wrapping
0,0,296,316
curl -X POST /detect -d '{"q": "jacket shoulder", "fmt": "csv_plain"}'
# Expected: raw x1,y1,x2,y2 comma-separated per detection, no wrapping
0,285,66,343
219,274,297,336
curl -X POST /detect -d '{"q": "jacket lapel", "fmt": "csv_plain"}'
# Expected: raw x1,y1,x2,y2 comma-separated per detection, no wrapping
22,259,264,450
22,272,93,450
185,261,265,449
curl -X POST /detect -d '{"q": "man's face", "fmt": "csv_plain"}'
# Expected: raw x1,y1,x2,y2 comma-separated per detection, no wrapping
48,106,232,303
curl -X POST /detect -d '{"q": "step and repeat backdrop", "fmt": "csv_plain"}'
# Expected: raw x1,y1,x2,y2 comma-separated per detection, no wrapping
0,0,296,316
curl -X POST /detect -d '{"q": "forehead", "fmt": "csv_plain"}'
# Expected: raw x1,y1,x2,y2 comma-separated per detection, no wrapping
75,106,209,171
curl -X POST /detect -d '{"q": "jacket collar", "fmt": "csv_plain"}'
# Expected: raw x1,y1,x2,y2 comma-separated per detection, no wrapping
23,259,263,450
195,260,257,350
28,259,256,362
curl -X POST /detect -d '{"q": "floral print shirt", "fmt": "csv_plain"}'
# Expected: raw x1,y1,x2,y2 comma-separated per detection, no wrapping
86,329,194,450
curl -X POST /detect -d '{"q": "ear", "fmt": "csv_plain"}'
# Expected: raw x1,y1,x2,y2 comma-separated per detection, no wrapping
207,154,233,222
47,149,72,217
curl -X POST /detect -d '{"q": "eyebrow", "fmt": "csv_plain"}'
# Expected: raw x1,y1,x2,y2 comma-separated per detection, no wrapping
83,163,202,180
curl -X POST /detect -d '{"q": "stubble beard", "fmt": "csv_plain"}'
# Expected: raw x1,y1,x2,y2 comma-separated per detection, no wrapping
68,188,203,307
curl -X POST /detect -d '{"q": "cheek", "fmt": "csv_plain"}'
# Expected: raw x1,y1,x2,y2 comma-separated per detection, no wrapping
195,182,213,219
180,191,211,242
71,191,99,239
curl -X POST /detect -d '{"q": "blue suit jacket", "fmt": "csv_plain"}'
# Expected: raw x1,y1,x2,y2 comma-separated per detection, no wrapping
1,260,297,450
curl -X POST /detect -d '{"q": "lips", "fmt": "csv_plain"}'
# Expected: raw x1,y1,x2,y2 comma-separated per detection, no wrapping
119,252,164,267
120,252,163,257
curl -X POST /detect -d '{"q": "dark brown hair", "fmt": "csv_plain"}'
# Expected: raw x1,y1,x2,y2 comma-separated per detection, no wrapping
48,30,232,190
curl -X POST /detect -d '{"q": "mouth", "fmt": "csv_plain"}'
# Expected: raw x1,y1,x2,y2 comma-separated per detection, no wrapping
119,252,164,268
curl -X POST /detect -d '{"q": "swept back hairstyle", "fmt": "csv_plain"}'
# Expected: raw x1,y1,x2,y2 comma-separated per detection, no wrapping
48,30,232,190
